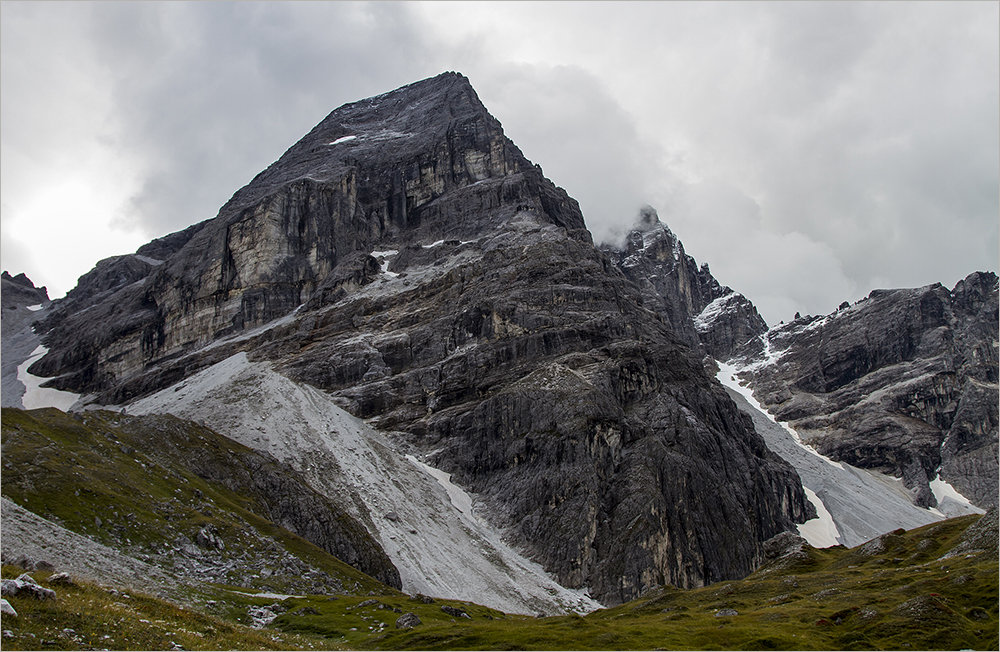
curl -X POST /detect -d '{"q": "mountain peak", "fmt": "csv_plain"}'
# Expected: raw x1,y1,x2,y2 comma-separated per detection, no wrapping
217,72,506,215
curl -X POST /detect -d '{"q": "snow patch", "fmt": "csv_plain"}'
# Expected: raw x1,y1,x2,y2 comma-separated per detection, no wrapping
133,255,163,266
797,487,842,548
330,135,357,145
929,474,984,517
371,250,399,277
423,240,446,248
930,475,973,506
693,293,738,333
16,345,81,411
26,304,45,312
716,362,842,470
406,456,474,517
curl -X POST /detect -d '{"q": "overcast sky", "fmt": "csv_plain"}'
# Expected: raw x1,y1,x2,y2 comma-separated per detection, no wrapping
2,1,997,325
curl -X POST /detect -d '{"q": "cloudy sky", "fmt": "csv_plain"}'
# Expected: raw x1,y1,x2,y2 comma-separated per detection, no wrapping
2,1,997,325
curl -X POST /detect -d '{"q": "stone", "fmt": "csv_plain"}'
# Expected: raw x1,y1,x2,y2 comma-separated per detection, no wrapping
395,612,421,629
1,575,56,600
46,572,74,586
195,524,224,550
441,605,470,619
716,608,739,617
0,599,16,617
762,531,807,561
11,554,37,570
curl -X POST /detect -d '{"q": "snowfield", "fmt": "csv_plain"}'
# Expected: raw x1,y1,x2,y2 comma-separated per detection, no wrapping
693,293,738,333
16,345,81,412
128,353,602,615
716,361,983,548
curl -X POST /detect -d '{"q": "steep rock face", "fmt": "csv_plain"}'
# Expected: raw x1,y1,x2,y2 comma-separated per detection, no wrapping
2,272,50,341
31,72,583,397
599,207,767,360
26,72,811,605
1,272,49,311
256,222,812,603
733,272,999,509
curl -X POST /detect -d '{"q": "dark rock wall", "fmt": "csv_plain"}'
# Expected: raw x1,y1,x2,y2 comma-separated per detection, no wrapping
1,272,49,309
260,215,812,604
600,207,767,360
737,272,999,509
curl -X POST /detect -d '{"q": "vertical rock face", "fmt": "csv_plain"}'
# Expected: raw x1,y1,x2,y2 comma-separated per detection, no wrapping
24,72,812,605
31,72,585,396
733,272,999,509
599,206,768,360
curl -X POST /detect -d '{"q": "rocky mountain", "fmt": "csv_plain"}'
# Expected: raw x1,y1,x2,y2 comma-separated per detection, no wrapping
1,272,48,312
4,72,813,607
599,206,768,360
729,272,999,512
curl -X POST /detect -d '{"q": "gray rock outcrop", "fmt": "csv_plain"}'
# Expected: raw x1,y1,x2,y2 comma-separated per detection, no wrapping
600,206,768,360
733,272,999,509
0,574,56,600
395,612,421,629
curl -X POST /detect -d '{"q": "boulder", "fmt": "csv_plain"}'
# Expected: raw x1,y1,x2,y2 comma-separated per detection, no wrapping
441,605,470,619
0,598,16,617
395,612,421,629
1,574,56,600
46,572,75,586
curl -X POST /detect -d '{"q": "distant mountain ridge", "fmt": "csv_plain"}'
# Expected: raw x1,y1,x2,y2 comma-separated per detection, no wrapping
730,271,998,511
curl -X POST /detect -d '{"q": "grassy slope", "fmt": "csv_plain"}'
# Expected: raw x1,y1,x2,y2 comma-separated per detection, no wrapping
1,407,395,598
1,565,324,651
2,406,996,650
263,514,996,650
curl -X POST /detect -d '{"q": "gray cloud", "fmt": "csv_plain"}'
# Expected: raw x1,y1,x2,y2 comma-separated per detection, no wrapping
473,63,660,246
89,2,443,237
2,1,996,324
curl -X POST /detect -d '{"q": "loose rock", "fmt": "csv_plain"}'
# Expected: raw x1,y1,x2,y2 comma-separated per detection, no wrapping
396,612,421,629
